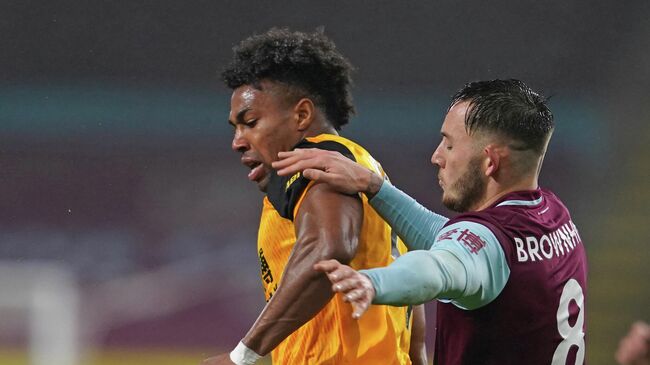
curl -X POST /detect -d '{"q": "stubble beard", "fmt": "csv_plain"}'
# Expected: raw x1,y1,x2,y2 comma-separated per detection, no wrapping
442,156,486,212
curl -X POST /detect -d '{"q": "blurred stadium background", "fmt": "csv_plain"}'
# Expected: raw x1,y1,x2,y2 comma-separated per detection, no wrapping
1,1,648,364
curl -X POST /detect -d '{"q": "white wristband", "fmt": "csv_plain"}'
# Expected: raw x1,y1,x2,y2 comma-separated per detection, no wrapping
229,341,262,365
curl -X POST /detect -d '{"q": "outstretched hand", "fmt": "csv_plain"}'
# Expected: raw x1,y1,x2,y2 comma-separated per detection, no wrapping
272,148,383,197
314,259,376,319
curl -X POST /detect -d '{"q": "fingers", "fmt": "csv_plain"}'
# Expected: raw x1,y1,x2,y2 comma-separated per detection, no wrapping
273,149,322,175
276,148,313,160
314,260,373,320
314,259,342,274
273,148,342,176
337,282,372,320
317,265,358,290
301,168,330,183
315,261,364,290
343,288,367,302
351,300,371,319
332,276,366,294
273,157,319,176
277,148,336,161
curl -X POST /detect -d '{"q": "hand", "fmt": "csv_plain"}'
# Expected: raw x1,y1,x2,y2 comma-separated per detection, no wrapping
314,259,376,319
272,148,384,197
201,353,235,365
616,321,650,365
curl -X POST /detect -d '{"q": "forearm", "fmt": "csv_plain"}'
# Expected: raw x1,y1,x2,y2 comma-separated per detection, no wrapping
361,249,467,306
243,264,334,355
364,221,510,309
369,182,448,251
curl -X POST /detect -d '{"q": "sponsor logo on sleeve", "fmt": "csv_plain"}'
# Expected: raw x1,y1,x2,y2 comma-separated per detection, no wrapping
437,228,486,254
457,229,487,254
436,228,459,242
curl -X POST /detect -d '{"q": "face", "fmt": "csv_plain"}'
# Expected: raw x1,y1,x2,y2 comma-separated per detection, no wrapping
229,82,302,192
431,101,487,212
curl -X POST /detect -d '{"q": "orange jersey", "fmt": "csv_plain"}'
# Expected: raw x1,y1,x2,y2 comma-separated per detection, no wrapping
257,134,413,364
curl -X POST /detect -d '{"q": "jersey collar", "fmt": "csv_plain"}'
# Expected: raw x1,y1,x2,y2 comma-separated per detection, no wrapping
493,188,544,208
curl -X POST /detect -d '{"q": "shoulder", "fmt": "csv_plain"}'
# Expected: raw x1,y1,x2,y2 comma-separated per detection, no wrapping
266,138,358,220
435,220,499,256
444,211,502,233
294,138,357,162
434,220,511,310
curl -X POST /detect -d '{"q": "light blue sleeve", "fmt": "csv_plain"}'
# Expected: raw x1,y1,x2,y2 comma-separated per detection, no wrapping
360,221,510,310
369,182,449,251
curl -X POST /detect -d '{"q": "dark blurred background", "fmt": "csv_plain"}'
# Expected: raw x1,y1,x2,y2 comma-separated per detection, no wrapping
1,1,648,364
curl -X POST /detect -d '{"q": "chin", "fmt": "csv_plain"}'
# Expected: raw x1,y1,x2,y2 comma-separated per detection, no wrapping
442,192,467,213
442,197,457,212
257,176,271,193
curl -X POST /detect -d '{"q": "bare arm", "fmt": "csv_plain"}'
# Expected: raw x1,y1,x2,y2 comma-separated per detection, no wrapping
409,304,428,365
242,183,362,355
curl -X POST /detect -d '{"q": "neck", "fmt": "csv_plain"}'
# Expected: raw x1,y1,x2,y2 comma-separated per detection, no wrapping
472,174,538,211
303,119,338,138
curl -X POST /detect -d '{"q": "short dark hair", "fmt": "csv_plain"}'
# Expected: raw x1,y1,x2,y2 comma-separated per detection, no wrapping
221,28,355,130
450,79,554,153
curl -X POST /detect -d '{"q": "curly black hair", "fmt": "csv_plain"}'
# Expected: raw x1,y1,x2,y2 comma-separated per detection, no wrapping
221,28,355,130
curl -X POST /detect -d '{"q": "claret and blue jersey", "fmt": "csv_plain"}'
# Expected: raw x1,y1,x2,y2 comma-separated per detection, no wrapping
362,185,587,365
436,189,587,365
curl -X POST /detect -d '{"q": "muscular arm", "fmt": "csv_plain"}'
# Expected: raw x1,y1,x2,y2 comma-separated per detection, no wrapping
242,183,362,355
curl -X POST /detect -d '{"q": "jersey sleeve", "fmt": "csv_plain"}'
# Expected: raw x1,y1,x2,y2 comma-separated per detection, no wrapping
361,220,510,310
432,221,510,309
266,139,357,220
369,181,449,251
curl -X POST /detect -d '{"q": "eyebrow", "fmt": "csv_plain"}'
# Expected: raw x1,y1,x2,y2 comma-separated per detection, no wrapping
440,131,451,140
228,107,252,126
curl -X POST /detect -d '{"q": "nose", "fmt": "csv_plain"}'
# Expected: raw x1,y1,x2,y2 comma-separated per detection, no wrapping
231,129,249,153
431,144,444,168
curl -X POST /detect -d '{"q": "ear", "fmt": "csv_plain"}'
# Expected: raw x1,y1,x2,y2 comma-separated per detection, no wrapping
484,145,500,177
294,98,315,131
